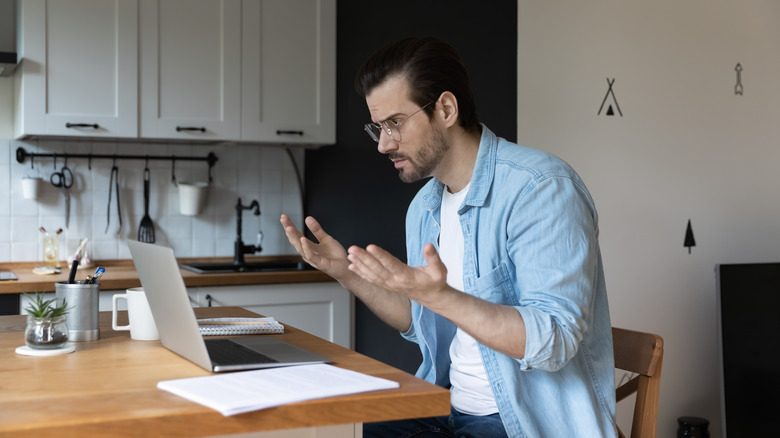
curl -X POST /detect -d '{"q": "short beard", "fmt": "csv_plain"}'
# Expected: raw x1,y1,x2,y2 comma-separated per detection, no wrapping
392,125,449,183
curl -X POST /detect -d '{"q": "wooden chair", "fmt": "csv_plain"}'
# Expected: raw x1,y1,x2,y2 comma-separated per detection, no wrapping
613,327,664,438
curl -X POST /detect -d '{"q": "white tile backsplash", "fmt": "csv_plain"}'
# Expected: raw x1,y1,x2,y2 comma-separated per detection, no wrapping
1,139,303,262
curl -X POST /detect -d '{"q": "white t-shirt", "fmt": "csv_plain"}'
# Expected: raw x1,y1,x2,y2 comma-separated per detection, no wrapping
439,183,498,415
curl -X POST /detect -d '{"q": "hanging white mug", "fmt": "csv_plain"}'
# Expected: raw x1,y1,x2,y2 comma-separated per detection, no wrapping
178,181,209,216
22,177,43,200
112,288,159,341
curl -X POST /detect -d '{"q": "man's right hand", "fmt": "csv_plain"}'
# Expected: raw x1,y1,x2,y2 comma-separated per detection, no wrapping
280,214,352,281
281,214,413,332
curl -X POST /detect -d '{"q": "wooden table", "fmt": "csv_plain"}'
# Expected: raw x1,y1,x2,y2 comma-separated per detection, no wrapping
0,257,334,294
0,307,449,437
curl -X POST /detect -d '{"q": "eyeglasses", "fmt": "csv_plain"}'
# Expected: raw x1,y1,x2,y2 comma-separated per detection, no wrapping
364,101,435,143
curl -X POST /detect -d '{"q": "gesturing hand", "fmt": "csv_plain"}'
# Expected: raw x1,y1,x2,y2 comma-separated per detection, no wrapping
280,215,351,280
346,242,450,305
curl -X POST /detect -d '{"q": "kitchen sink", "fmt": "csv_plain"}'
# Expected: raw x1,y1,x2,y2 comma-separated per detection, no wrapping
179,261,312,274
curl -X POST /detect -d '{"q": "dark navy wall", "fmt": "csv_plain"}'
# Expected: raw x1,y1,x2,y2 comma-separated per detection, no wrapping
304,0,518,373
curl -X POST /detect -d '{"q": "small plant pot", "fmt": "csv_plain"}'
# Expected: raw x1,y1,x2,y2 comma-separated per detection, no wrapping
25,315,69,349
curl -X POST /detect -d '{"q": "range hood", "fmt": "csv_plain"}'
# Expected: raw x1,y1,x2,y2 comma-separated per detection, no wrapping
0,52,18,77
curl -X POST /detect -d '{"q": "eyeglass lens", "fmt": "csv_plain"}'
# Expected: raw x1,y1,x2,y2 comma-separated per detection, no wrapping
365,122,399,143
364,100,434,143
365,124,382,142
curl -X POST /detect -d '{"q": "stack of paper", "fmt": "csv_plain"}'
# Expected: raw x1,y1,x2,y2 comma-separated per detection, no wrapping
157,363,400,416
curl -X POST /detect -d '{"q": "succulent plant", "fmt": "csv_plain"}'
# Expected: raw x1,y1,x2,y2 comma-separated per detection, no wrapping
23,292,70,318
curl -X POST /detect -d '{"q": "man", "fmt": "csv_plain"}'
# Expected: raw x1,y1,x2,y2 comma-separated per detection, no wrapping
281,37,617,437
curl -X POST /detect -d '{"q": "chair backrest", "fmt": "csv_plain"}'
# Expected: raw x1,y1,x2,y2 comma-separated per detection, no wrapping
612,327,664,438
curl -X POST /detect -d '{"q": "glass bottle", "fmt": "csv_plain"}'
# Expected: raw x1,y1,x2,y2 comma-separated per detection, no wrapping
42,231,59,267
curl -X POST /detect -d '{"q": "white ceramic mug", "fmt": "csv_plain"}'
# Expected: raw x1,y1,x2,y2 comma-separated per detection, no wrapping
22,177,42,200
112,288,159,341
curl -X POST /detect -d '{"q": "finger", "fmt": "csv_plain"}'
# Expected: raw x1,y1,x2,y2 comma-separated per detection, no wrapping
304,216,332,244
280,215,305,253
280,214,303,237
348,259,384,285
352,244,411,289
422,243,443,267
299,236,319,263
365,244,407,274
347,246,386,284
422,243,447,282
365,244,393,260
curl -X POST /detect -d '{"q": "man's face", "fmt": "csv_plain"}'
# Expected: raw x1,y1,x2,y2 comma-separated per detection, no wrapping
366,76,449,183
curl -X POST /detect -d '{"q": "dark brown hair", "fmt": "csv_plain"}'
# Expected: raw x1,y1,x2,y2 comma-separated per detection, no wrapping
355,37,479,133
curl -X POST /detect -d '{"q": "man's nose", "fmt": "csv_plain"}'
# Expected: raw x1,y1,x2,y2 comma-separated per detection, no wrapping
377,131,398,154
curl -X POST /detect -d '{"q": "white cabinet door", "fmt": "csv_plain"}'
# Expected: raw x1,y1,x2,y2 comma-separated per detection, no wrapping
241,0,336,145
14,0,138,139
193,282,353,349
139,0,241,141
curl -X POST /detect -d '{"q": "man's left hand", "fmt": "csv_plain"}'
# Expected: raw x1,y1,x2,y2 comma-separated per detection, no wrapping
346,242,449,305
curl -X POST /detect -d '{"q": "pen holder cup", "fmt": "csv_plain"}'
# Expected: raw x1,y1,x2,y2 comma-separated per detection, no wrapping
55,281,100,341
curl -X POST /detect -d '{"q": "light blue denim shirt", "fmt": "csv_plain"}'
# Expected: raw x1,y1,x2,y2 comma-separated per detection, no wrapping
402,125,617,437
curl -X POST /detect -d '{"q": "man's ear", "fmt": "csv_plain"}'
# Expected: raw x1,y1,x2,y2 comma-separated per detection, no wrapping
436,91,459,128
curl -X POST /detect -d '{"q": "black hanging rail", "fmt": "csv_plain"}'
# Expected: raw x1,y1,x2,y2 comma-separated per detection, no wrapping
15,147,218,183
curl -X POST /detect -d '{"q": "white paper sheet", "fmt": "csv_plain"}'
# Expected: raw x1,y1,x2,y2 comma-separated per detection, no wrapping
157,363,400,416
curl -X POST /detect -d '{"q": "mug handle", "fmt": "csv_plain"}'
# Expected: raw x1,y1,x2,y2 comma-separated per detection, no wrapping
112,294,130,331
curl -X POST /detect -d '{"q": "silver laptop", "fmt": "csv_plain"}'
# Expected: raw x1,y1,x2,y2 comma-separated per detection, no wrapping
127,240,329,372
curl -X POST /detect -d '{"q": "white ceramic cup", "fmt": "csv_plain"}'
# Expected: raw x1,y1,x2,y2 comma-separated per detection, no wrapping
112,288,160,341
22,177,43,200
178,181,209,216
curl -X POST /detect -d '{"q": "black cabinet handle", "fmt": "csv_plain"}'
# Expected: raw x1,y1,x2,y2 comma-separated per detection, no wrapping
276,130,304,136
66,123,100,129
176,126,207,133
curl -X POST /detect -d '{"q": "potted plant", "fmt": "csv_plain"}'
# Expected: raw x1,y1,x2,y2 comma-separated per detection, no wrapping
23,293,70,349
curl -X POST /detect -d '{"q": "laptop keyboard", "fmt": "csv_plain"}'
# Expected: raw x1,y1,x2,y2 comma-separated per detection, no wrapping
205,338,279,366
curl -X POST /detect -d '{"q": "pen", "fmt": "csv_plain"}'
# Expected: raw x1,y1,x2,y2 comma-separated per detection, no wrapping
67,257,79,284
88,267,105,284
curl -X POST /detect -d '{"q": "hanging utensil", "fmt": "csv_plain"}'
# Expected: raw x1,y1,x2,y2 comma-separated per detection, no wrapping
50,161,73,228
105,161,122,234
138,164,155,243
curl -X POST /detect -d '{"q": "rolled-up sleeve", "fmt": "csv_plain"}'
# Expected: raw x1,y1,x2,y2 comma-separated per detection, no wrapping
508,175,599,371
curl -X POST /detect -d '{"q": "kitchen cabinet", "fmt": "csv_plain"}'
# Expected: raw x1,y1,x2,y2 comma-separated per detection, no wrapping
14,0,139,139
139,0,242,141
14,0,335,145
241,0,336,145
190,282,353,349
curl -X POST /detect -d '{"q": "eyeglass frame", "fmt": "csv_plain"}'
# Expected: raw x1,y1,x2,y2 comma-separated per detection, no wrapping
363,100,435,143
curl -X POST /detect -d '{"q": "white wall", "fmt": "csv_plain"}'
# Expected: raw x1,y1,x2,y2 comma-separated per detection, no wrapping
0,80,303,263
518,1,780,437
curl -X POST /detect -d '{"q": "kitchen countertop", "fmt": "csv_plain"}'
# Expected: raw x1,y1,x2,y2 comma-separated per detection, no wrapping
0,255,333,294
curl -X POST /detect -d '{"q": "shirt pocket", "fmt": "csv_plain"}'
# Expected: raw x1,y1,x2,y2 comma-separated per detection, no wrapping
473,262,518,306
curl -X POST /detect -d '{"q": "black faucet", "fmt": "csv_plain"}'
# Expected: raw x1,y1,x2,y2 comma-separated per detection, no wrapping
234,197,261,266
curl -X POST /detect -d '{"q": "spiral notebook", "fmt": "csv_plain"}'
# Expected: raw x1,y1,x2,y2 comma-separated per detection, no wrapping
197,317,284,336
